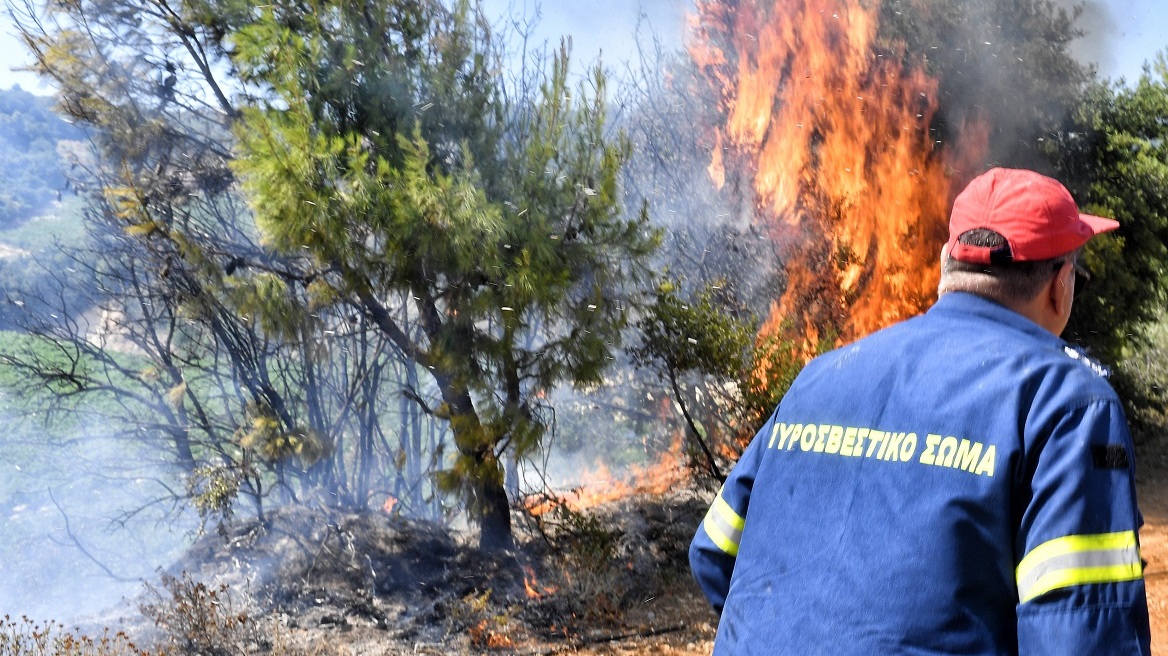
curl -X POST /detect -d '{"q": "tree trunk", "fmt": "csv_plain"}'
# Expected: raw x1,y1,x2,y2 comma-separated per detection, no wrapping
434,372,515,550
477,469,513,551
669,371,725,482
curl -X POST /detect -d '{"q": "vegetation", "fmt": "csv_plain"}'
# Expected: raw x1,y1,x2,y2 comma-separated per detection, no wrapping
0,616,151,656
1034,58,1168,418
629,279,813,480
1051,58,1168,361
6,0,662,551
0,195,93,331
7,0,447,549
1,0,1168,650
227,0,660,549
139,573,255,656
0,86,82,226
0,328,195,620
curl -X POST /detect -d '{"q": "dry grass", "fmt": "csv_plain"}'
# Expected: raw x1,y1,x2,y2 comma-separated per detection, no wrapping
0,616,154,656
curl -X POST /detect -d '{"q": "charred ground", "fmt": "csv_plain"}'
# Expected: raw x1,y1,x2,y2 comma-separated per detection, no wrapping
9,444,1168,656
56,488,718,656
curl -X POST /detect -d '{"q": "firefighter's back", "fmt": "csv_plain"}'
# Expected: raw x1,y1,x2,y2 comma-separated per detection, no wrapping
713,292,1121,655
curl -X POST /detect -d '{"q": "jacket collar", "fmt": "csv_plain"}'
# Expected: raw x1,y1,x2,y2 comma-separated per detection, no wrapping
927,291,1066,349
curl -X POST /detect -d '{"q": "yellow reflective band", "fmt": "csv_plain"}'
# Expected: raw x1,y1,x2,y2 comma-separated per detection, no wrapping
702,490,745,557
1016,531,1143,603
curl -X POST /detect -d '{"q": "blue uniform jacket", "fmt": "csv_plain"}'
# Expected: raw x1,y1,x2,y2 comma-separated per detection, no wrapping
690,292,1151,655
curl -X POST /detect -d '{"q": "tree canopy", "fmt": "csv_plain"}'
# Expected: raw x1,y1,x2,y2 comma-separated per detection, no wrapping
9,0,659,549
1051,56,1168,376
226,0,659,548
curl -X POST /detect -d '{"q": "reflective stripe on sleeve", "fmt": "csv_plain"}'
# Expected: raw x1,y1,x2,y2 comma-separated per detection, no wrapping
1016,530,1143,603
702,489,746,557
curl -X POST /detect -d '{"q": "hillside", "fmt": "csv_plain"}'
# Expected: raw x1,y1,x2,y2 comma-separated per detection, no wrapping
0,88,87,324
0,86,81,227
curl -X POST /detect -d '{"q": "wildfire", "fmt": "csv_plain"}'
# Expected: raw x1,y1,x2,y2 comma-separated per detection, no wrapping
690,0,985,347
522,565,557,599
525,436,688,516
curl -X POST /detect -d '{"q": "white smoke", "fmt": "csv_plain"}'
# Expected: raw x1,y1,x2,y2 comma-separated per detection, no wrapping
0,405,195,622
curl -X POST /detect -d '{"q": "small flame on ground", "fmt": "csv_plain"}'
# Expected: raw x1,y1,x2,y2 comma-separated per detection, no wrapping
522,565,557,599
469,619,515,649
486,631,513,649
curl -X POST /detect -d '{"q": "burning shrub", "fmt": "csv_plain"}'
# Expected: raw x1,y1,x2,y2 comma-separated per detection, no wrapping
451,589,519,650
631,279,817,476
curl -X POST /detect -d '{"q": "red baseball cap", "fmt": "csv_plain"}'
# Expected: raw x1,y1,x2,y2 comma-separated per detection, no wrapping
946,168,1119,264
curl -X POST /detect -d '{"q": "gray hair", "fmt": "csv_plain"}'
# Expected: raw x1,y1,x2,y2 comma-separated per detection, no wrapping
938,229,1075,305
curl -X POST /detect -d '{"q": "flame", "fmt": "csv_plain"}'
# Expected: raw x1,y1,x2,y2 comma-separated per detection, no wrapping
522,565,557,599
717,440,741,462
690,0,985,347
382,495,399,514
486,632,513,649
469,619,514,649
525,436,688,516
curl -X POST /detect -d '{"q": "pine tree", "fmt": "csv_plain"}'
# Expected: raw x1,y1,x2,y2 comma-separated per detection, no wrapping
228,0,659,548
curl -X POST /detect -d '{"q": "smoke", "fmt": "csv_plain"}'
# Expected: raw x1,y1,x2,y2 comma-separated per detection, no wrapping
1050,0,1119,76
0,404,195,623
480,0,1130,85
481,0,691,74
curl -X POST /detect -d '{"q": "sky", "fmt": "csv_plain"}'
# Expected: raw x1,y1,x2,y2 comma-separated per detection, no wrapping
1064,0,1167,83
0,0,1164,95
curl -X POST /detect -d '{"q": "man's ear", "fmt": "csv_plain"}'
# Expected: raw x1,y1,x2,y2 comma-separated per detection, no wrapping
1049,261,1073,321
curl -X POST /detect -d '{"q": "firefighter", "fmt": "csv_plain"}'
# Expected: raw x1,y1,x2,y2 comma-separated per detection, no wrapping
690,168,1151,654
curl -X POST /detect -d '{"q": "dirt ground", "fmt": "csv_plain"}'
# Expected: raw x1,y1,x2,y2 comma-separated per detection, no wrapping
1136,438,1168,655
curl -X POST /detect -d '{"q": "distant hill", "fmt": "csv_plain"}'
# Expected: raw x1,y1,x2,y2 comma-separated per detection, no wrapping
0,85,84,227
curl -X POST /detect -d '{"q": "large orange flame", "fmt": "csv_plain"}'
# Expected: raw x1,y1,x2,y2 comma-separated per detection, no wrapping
691,0,985,347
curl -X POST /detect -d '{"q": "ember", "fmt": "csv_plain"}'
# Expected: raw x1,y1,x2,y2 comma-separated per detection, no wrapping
690,0,985,348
